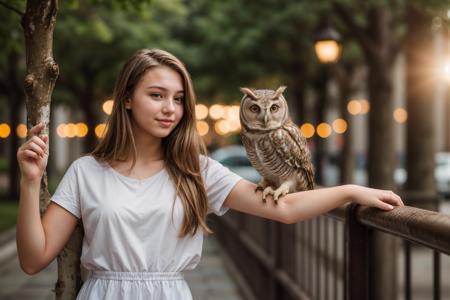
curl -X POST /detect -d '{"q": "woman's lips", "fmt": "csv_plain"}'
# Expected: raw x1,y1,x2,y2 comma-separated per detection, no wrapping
156,119,174,128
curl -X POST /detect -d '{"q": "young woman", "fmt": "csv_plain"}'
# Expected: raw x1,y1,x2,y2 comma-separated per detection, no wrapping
16,48,403,299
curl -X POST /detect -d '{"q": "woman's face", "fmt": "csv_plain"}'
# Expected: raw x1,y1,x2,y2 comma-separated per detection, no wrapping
126,65,185,140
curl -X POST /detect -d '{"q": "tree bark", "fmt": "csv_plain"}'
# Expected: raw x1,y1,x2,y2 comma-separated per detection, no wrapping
404,5,437,210
22,1,83,299
366,8,397,300
335,4,399,299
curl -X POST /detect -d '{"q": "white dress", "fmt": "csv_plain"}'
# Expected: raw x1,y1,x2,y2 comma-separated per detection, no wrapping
50,155,242,299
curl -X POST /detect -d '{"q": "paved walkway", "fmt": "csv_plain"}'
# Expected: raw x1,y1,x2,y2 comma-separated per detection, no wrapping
0,230,243,300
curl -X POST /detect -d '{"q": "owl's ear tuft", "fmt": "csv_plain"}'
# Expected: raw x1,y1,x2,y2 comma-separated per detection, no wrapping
273,86,287,99
240,87,258,100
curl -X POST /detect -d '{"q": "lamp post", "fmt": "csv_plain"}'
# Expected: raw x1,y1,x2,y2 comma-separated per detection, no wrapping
313,24,342,185
314,25,342,64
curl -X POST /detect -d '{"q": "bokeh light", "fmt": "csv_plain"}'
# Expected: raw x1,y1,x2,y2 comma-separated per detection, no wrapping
196,120,209,136
317,122,332,138
228,120,241,132
347,100,362,115
0,123,11,138
76,123,88,137
57,124,66,138
225,105,240,121
360,99,370,114
300,123,315,138
103,100,114,115
209,104,225,120
215,120,231,135
314,40,342,63
332,118,348,134
95,123,108,138
16,124,27,138
393,108,408,123
195,104,209,120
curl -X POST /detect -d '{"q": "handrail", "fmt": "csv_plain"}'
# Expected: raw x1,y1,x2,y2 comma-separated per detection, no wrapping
326,204,347,222
354,205,450,255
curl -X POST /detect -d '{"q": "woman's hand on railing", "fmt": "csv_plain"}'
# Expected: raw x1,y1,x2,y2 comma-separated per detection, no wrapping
346,184,404,211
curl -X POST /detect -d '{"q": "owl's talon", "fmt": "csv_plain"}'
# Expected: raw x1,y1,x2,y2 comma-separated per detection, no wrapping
262,186,275,203
273,186,290,203
255,186,264,193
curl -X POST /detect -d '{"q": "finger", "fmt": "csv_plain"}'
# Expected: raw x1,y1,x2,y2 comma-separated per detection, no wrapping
28,122,45,137
391,192,404,206
383,190,403,206
42,134,49,145
382,194,401,206
27,142,45,157
393,194,404,206
30,136,47,150
376,199,394,211
41,135,49,155
24,149,39,160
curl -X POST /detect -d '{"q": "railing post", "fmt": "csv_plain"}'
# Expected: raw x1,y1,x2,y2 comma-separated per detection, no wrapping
345,203,370,300
268,221,280,300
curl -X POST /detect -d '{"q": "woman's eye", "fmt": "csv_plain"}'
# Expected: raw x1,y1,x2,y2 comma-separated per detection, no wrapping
270,105,279,112
150,93,162,99
250,105,260,113
174,97,184,103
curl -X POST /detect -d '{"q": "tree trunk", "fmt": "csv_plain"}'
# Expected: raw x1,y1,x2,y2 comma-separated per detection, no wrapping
336,4,399,299
404,5,437,210
22,1,83,299
365,7,397,300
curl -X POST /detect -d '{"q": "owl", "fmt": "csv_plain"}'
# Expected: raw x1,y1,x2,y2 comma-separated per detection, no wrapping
239,86,315,204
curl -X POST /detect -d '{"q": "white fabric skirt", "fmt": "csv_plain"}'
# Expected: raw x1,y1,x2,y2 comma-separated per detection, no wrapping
76,271,193,299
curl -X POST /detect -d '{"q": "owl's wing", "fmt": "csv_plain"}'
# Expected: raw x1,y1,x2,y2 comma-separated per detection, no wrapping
268,122,315,189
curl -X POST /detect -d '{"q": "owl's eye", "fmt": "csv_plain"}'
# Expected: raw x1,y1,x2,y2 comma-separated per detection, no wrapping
250,105,260,113
270,105,279,112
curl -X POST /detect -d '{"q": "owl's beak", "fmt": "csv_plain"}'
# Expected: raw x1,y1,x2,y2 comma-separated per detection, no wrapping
264,114,269,126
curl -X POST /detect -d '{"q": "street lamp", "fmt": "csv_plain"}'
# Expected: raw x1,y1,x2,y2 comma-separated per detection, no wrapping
314,25,342,63
312,23,342,184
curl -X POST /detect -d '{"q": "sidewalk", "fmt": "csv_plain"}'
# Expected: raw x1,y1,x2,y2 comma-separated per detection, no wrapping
0,229,243,300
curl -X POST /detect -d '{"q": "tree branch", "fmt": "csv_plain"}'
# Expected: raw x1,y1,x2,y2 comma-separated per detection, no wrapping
0,0,24,16
332,2,377,59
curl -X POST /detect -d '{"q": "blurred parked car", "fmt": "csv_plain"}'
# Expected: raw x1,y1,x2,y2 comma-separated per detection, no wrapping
210,145,261,183
394,152,450,198
435,152,450,197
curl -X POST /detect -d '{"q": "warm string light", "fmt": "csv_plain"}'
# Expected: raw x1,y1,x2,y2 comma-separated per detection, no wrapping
0,103,407,139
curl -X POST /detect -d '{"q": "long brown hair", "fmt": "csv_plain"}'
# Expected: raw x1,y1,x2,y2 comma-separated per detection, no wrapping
91,48,212,237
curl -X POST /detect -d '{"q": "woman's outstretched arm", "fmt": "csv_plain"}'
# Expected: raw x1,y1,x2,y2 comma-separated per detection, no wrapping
223,179,404,224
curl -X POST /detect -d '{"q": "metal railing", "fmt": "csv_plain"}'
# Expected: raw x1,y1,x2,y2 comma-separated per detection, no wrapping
212,195,450,300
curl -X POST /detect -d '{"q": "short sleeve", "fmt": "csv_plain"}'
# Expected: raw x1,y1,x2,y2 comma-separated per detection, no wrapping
50,160,81,219
201,155,243,216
